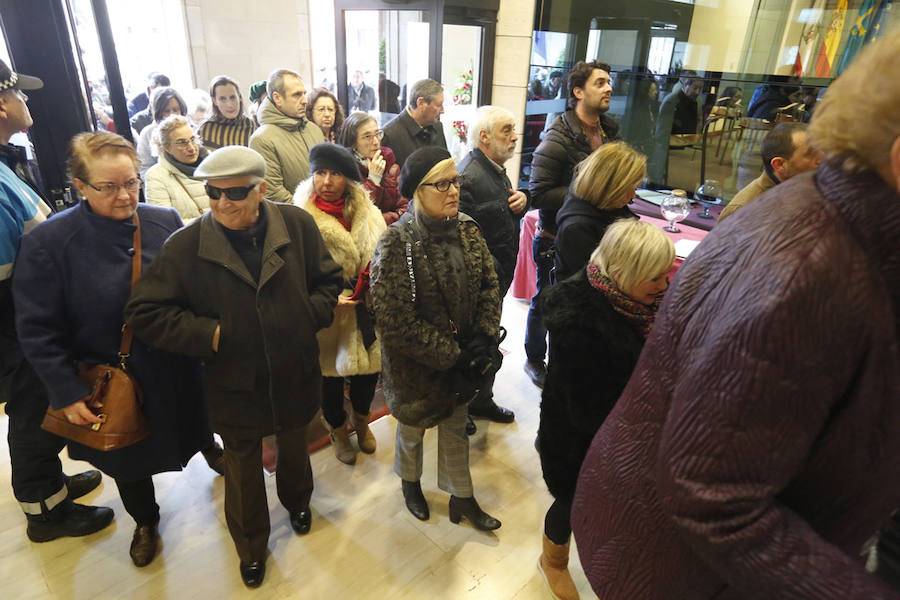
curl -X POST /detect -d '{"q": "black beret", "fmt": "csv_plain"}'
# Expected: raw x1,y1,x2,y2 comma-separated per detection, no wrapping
399,146,452,199
308,142,361,182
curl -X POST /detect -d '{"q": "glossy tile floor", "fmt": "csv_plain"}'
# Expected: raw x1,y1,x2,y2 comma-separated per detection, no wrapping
0,295,596,599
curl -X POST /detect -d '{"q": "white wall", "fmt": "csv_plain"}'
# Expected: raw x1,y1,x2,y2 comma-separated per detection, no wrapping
683,0,758,73
183,0,314,98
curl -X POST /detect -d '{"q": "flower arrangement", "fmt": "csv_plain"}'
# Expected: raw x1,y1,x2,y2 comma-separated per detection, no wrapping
452,65,473,105
452,120,468,144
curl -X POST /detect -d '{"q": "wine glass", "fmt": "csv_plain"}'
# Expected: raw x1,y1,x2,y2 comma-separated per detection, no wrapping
695,179,722,220
660,190,690,233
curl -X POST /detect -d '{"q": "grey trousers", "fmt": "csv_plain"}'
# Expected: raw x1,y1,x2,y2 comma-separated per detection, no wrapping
394,403,473,497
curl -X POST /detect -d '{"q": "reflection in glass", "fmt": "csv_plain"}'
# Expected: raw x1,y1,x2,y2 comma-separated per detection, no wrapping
343,10,430,126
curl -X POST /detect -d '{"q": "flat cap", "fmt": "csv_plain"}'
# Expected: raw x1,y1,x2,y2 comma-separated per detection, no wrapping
193,145,266,180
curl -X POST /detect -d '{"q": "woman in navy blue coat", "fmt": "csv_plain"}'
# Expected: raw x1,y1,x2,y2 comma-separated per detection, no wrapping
13,132,215,567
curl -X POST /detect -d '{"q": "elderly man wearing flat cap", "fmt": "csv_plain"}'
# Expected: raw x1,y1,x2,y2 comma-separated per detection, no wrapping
125,145,342,588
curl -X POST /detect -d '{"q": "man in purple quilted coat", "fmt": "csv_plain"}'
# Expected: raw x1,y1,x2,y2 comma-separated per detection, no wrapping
571,30,900,600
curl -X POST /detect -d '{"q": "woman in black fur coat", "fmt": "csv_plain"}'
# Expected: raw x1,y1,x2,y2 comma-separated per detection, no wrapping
536,219,674,599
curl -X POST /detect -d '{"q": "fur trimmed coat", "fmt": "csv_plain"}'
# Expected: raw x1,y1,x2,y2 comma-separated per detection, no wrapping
370,211,500,428
294,179,385,377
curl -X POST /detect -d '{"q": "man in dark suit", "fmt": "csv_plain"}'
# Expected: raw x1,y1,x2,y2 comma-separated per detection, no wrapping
381,78,447,168
458,105,528,425
348,70,376,112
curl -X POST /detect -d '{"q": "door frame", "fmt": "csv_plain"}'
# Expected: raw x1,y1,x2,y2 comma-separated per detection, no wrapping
334,0,445,111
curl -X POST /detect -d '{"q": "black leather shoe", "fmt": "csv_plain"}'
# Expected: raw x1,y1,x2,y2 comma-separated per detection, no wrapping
26,502,114,543
201,441,226,476
469,401,515,423
448,495,501,531
290,509,311,535
401,479,429,521
66,470,102,499
240,560,266,588
524,360,546,388
129,523,160,567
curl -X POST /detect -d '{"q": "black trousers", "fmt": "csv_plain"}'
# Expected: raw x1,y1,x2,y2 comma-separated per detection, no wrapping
321,374,379,429
115,477,159,526
219,425,313,562
3,352,67,512
544,497,572,545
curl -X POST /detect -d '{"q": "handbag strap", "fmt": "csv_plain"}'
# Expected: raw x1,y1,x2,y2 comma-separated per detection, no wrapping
404,219,459,337
118,210,142,364
172,172,206,215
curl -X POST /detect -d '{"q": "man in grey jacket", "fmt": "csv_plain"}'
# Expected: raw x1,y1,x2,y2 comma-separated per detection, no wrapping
250,68,324,203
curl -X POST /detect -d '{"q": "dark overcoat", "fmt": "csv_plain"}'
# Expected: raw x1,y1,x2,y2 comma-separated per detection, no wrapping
13,202,211,481
537,271,644,503
553,192,637,280
380,110,448,169
370,212,500,428
124,201,342,435
571,162,900,599
457,148,525,297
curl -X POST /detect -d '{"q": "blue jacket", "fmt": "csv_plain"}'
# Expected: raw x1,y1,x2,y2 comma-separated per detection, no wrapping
13,201,211,480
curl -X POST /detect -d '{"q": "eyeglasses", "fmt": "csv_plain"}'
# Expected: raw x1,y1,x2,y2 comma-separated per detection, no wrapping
420,176,463,193
172,136,200,149
313,105,336,114
205,183,258,201
359,130,384,142
83,178,142,196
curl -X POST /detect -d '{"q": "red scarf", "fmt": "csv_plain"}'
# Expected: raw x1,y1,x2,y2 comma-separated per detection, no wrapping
313,194,350,231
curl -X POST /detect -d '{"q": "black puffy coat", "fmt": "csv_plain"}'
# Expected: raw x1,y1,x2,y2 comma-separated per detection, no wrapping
537,271,644,502
528,110,619,234
554,191,637,280
458,148,525,297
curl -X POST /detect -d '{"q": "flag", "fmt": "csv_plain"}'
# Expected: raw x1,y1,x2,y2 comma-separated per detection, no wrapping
797,0,828,77
814,0,849,77
867,0,895,43
836,0,880,74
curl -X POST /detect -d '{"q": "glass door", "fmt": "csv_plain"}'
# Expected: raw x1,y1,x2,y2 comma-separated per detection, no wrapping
335,0,443,126
440,23,482,160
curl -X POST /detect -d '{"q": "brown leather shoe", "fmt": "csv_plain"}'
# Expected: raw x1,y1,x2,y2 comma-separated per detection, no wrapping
129,524,159,567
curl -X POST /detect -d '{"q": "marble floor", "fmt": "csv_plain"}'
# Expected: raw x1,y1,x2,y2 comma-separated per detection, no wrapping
0,295,596,599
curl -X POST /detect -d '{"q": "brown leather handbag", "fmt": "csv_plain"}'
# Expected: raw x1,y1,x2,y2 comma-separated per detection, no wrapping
41,211,149,451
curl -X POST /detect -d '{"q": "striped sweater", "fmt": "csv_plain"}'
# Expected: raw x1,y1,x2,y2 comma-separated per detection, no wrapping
197,115,258,150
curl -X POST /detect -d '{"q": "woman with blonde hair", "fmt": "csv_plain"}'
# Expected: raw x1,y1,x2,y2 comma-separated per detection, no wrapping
536,219,673,600
370,147,502,530
144,114,210,223
553,141,646,280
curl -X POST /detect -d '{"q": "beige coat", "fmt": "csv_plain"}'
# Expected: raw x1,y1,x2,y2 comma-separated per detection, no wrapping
144,152,210,224
294,178,385,377
718,171,777,222
250,99,325,203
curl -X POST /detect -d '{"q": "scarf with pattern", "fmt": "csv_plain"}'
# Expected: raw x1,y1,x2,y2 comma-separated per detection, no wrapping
586,263,660,339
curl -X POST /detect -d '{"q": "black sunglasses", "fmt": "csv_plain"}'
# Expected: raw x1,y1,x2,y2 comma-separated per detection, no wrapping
205,183,257,201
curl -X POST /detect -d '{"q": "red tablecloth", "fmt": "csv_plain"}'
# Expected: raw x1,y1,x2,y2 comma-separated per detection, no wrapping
510,209,708,300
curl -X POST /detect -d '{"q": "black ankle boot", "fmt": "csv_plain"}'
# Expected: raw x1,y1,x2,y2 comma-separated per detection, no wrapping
401,479,429,521
448,495,501,531
201,441,225,476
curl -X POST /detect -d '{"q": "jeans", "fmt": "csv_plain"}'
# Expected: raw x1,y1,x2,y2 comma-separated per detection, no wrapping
524,234,555,362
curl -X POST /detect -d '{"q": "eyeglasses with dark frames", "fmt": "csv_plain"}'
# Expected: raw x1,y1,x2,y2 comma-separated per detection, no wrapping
420,176,463,193
172,136,200,149
83,178,142,196
205,183,258,201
